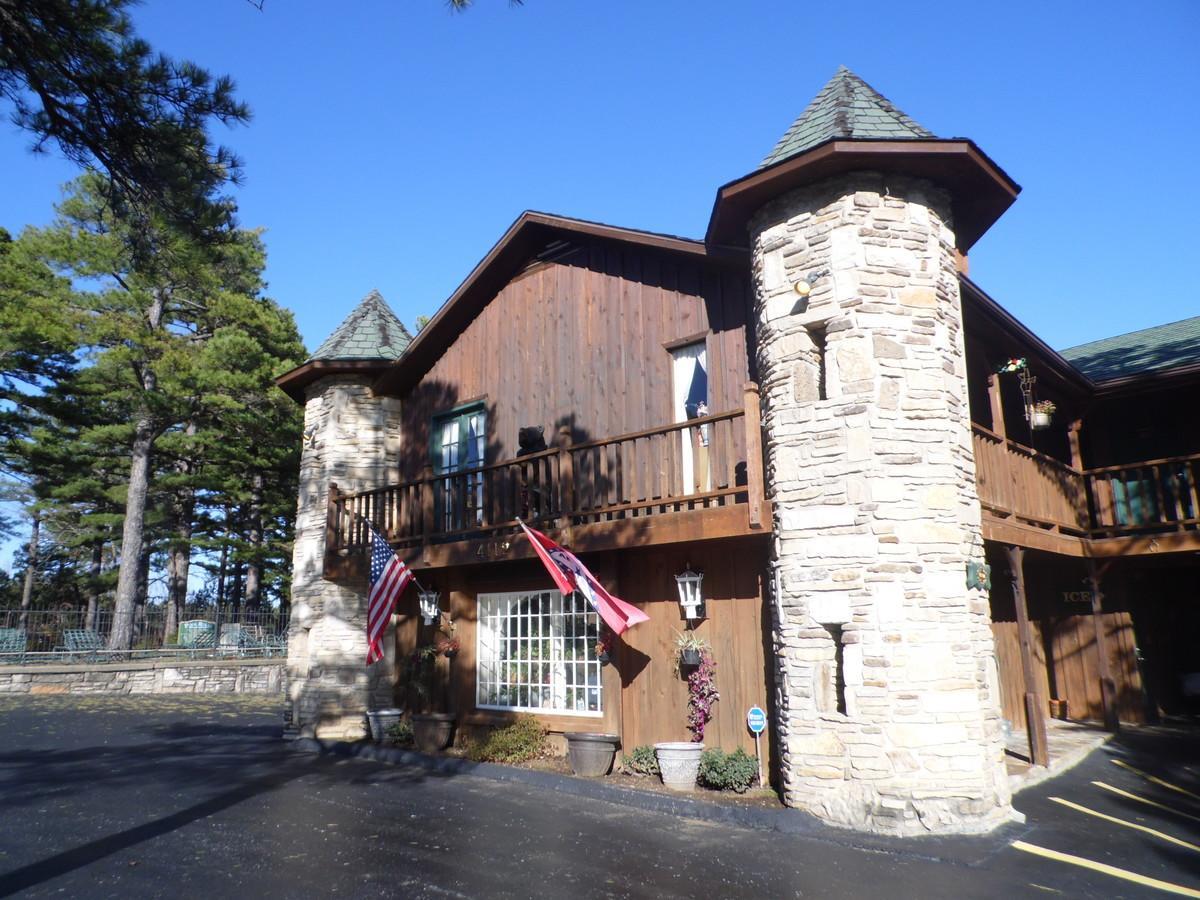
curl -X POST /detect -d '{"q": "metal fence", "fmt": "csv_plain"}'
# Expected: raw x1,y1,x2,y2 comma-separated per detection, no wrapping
0,606,289,665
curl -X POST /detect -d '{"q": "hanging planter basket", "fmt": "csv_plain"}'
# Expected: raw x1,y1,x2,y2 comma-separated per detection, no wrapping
679,647,702,668
1031,410,1053,431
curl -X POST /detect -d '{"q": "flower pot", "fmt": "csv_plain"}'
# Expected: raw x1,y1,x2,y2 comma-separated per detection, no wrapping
679,648,702,668
565,732,620,777
1031,411,1052,431
366,708,404,742
412,713,456,752
654,741,705,791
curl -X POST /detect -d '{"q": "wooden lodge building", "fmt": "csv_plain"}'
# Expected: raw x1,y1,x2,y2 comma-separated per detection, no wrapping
277,68,1200,835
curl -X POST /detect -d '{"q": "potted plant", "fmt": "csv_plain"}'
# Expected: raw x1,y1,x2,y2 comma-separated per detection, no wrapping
564,732,621,776
1031,399,1055,431
434,619,459,658
654,741,706,791
403,645,457,752
366,707,404,742
675,630,708,669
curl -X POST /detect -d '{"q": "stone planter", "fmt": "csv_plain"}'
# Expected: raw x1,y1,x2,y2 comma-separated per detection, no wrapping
366,708,404,742
654,741,704,791
565,732,620,777
412,713,456,752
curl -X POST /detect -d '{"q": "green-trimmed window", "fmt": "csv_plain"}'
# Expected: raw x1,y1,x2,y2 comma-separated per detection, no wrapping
432,404,486,531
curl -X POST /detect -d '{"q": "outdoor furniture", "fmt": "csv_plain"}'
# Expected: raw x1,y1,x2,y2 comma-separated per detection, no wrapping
60,629,108,662
0,627,26,664
177,620,216,648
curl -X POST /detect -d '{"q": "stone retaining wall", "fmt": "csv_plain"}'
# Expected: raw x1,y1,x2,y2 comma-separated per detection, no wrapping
0,658,284,695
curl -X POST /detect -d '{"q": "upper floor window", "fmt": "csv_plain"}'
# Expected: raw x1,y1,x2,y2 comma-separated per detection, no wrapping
432,403,486,531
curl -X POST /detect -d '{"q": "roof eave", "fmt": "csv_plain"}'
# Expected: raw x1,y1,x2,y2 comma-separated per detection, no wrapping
275,359,397,403
706,138,1021,252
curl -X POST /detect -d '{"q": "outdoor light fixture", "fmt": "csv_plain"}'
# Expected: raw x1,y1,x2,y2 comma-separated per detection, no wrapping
675,566,705,621
417,588,441,626
791,269,829,313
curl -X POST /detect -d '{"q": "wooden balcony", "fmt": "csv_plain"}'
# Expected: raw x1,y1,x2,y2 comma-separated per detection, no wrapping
973,424,1200,556
324,385,768,579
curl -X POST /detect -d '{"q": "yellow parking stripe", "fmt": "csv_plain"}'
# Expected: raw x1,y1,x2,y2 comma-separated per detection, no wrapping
1113,759,1200,802
1093,781,1200,825
1011,841,1200,898
1050,796,1200,853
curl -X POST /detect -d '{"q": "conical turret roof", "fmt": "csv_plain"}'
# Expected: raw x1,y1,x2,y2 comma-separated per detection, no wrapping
760,66,935,169
308,289,412,362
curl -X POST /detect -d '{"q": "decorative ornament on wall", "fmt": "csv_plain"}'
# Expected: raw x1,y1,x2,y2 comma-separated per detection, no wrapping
791,269,829,314
966,561,991,592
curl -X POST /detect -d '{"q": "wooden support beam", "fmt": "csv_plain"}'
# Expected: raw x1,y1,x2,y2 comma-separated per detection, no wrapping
1086,558,1120,732
988,373,1007,440
1068,419,1084,471
743,382,765,529
1005,545,1049,767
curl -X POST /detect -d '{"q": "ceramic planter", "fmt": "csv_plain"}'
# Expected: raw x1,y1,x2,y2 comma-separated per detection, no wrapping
1031,411,1053,430
412,713,456,752
366,708,404,742
654,741,704,791
565,732,620,777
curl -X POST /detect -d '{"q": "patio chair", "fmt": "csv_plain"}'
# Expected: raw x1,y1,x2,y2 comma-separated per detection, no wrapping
61,629,107,662
0,628,26,664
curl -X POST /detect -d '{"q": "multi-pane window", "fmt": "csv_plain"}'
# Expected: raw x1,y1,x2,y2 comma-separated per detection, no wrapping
433,404,486,531
476,590,602,716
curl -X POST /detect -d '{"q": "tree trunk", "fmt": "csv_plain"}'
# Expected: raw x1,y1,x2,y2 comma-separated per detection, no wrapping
84,541,101,630
216,505,230,606
231,558,244,622
108,289,164,651
18,514,38,629
164,436,196,645
244,471,264,610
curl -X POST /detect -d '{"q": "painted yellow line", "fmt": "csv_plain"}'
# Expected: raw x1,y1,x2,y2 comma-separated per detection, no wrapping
1093,781,1200,825
1050,796,1200,853
1011,840,1200,898
1114,759,1200,802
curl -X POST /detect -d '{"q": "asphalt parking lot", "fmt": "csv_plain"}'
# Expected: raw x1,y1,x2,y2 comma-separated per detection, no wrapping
0,694,1196,898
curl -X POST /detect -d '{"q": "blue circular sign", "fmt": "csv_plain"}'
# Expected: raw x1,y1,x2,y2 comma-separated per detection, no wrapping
747,706,767,734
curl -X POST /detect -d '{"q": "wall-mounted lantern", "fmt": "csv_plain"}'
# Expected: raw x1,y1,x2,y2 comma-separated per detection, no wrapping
417,588,441,626
675,566,706,621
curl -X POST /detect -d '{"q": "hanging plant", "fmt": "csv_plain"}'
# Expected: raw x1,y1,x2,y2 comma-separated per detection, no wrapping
685,650,719,742
996,357,1027,374
595,628,613,665
1031,399,1056,431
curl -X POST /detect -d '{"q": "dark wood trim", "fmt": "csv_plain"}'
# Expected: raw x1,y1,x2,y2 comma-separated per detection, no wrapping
276,359,394,403
663,331,710,352
706,138,1020,251
1086,560,1120,732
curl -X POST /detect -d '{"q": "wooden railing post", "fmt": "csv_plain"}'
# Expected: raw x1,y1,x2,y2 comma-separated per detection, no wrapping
324,483,343,576
1087,559,1120,732
421,464,435,540
558,425,575,520
743,382,765,529
987,373,1007,440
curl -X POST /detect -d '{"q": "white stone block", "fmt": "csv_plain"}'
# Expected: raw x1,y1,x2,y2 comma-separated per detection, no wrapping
809,594,852,624
781,505,857,531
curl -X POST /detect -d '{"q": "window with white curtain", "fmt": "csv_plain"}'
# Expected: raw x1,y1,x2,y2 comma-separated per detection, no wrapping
476,590,602,716
671,341,710,493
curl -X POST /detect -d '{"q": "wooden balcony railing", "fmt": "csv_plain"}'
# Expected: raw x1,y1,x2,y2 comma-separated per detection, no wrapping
973,424,1200,541
327,384,765,558
1084,452,1200,536
972,426,1089,535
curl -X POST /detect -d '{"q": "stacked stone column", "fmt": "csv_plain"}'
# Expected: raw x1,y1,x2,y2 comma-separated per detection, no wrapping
287,376,402,739
750,173,1012,833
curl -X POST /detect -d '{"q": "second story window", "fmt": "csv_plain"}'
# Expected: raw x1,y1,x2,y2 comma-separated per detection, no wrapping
671,341,711,493
432,403,486,532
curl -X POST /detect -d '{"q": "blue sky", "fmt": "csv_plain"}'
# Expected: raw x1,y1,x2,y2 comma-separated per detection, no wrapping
3,0,1198,359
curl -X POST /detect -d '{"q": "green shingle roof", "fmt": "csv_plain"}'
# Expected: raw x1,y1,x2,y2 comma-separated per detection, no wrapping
760,66,936,170
309,289,412,362
1060,316,1200,382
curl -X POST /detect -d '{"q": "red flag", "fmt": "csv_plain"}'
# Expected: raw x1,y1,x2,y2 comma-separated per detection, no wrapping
518,521,649,635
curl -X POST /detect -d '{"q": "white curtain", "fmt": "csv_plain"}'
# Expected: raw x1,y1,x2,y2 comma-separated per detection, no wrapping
671,342,709,493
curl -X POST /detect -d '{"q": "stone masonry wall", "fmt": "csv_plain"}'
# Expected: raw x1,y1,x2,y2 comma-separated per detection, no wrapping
0,659,283,695
288,376,402,740
750,173,1011,834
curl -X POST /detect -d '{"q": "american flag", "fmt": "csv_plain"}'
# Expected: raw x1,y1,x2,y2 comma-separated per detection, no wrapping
366,523,413,665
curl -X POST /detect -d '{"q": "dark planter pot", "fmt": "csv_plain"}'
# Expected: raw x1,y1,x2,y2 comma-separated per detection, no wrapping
565,732,620,777
597,651,610,666
412,713,456,752
680,648,702,668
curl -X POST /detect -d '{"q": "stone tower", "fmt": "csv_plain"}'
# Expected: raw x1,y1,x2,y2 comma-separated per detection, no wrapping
276,290,411,739
708,68,1021,833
